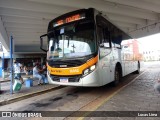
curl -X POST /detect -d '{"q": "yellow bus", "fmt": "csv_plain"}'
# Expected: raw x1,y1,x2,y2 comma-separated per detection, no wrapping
40,8,140,87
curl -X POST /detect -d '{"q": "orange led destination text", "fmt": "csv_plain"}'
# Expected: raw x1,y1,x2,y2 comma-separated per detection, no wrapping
56,14,81,26
57,20,64,26
65,14,80,23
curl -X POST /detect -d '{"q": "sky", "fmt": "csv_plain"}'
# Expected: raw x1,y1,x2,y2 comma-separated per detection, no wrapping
137,33,160,51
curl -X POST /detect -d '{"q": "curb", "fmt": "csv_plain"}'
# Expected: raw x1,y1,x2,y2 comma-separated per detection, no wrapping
0,85,65,106
0,79,10,83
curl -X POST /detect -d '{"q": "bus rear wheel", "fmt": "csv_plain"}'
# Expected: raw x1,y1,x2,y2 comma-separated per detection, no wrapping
112,66,122,86
135,62,140,74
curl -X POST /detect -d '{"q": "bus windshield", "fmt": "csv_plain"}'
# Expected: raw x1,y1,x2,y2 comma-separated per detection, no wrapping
47,21,96,60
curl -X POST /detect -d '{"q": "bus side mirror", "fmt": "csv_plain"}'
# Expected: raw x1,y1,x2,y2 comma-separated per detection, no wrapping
40,34,48,52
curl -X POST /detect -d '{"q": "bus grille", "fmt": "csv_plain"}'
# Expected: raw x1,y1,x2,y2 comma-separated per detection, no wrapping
50,75,81,82
48,60,84,68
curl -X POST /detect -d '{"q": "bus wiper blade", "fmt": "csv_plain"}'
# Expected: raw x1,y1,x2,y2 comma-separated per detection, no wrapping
51,59,85,65
59,60,83,65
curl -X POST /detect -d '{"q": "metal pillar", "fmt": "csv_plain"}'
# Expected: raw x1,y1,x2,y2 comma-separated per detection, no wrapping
2,52,4,79
0,53,4,91
10,36,13,94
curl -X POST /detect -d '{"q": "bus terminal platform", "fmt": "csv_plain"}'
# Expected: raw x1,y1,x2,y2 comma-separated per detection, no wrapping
0,77,59,106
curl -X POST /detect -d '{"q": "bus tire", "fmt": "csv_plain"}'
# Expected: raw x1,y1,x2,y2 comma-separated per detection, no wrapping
135,62,140,74
112,65,122,86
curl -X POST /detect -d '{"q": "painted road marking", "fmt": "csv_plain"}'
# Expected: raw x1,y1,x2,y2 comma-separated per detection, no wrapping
75,71,147,120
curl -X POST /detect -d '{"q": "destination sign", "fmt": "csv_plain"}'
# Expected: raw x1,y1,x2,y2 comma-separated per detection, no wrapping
53,13,85,27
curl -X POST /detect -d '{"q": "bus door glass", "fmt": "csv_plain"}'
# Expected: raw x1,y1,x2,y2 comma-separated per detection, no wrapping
96,16,111,59
96,15,112,84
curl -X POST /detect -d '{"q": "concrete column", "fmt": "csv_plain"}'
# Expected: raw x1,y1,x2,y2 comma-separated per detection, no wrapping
0,16,9,51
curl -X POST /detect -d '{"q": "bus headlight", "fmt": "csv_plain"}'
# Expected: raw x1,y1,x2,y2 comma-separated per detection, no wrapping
90,65,96,71
83,69,89,75
83,64,96,76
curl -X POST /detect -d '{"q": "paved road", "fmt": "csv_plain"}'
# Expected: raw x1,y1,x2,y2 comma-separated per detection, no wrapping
0,62,160,120
82,62,160,120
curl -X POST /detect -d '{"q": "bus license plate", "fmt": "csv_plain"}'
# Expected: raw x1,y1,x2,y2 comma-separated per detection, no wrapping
60,78,68,83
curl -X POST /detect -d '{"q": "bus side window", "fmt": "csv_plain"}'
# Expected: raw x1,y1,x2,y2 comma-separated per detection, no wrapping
97,26,110,59
103,28,110,48
96,15,111,48
97,15,112,59
98,27,110,48
98,27,104,46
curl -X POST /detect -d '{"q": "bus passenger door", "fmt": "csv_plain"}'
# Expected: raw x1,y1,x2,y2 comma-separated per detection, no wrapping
97,25,112,85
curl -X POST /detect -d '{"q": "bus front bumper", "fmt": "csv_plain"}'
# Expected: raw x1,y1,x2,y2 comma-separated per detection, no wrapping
47,69,101,87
